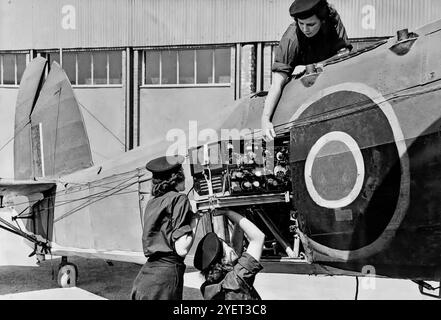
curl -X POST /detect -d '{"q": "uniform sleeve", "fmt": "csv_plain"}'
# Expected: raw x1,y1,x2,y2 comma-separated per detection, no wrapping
170,194,194,241
272,25,300,75
332,11,353,52
229,252,263,289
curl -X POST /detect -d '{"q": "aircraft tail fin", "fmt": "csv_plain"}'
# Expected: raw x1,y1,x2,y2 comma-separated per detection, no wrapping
14,59,93,179
14,57,47,180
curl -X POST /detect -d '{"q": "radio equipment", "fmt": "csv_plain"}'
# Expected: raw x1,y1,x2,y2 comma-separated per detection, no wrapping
189,135,304,262
189,136,292,210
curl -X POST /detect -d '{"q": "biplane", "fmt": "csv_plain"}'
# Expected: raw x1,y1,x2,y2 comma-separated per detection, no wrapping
1,18,441,298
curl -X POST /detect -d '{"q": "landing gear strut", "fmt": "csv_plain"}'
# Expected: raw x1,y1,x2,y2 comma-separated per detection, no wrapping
57,256,78,288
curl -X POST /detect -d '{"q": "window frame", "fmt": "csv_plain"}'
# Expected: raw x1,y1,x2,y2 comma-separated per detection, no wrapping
264,42,278,88
141,46,233,88
0,51,29,87
36,49,124,88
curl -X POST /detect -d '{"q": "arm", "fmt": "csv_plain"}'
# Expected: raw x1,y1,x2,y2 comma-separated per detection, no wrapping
175,213,201,257
261,71,289,141
230,223,244,257
217,209,265,262
262,24,298,142
172,195,203,257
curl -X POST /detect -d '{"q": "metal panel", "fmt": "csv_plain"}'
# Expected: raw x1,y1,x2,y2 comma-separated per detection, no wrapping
1,0,441,50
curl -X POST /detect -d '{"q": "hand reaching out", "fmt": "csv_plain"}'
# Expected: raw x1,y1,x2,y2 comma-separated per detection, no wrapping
261,118,276,142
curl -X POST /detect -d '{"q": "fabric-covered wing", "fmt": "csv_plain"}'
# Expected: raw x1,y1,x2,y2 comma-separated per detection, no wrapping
0,179,55,197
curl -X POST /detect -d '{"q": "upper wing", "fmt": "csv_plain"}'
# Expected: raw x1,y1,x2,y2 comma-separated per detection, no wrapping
0,179,55,197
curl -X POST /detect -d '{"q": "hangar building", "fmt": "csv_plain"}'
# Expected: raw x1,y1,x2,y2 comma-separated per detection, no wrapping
1,0,440,177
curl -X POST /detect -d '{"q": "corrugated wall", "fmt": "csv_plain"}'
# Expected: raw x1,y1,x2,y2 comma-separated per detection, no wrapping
130,0,292,46
1,0,441,50
331,0,441,39
0,0,131,50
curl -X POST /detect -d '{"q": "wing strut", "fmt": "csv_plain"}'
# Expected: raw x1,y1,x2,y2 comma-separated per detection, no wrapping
0,214,51,258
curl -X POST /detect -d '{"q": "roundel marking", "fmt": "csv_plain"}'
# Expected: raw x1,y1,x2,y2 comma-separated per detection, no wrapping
304,131,365,209
288,82,410,261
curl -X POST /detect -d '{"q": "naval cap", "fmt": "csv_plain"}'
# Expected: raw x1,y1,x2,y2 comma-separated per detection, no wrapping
193,232,223,271
145,155,185,176
289,0,324,18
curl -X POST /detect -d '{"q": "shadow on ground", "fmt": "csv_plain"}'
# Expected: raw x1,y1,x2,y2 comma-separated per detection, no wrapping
0,256,203,300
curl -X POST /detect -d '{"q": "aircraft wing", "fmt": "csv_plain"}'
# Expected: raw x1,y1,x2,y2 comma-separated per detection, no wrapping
0,179,56,197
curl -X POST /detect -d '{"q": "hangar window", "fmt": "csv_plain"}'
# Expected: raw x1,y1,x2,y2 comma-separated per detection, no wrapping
62,52,77,85
197,49,213,84
37,50,123,86
76,52,92,85
162,51,177,85
179,50,195,84
143,47,231,87
108,51,122,84
0,52,27,86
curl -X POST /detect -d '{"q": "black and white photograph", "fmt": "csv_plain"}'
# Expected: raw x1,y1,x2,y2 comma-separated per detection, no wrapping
0,0,440,308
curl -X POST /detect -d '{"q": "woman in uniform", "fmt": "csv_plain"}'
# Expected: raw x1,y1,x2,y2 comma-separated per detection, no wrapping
131,155,201,300
193,209,265,300
261,0,352,141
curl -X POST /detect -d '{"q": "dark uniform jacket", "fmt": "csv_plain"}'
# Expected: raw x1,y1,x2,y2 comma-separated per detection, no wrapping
142,191,193,258
131,191,193,300
272,9,352,75
200,252,263,300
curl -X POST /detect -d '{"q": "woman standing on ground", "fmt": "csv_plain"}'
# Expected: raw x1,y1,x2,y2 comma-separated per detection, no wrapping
131,155,201,300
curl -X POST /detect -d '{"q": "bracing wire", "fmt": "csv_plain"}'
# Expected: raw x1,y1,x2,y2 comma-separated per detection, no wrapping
13,173,148,220
78,102,126,147
17,183,132,224
53,175,143,223
0,119,31,153
13,188,145,225
8,167,148,209
272,82,441,133
242,81,441,139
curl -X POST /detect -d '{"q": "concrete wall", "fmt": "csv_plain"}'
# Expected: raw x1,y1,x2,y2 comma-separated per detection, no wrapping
0,88,18,178
73,88,126,165
139,86,235,147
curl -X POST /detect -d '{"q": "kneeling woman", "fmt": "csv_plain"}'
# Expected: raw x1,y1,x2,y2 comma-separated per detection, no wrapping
131,155,201,300
194,209,265,300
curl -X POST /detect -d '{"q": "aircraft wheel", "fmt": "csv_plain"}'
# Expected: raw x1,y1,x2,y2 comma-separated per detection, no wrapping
57,263,78,288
